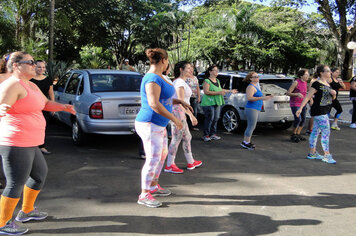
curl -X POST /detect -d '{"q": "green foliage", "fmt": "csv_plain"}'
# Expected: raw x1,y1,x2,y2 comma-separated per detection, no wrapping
47,61,73,81
79,45,113,69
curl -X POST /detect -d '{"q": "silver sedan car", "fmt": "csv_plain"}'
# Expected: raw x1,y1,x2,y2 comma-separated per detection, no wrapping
54,69,142,145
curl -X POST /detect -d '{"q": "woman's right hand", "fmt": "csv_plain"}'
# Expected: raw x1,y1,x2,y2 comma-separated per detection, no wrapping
263,95,273,101
296,109,301,117
0,104,11,117
172,117,183,130
297,93,304,98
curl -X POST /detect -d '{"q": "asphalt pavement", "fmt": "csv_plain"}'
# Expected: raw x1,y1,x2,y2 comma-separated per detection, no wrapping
3,119,356,236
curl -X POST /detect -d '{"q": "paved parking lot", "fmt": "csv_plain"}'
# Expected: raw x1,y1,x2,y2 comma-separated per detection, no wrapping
4,118,356,236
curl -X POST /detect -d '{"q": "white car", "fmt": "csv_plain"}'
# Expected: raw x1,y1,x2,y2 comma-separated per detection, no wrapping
197,72,294,132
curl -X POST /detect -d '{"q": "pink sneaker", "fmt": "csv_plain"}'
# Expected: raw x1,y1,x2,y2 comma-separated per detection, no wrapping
164,164,184,174
150,184,171,197
187,160,203,170
137,193,162,208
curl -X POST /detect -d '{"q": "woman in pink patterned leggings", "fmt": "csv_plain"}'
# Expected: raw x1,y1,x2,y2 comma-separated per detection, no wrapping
135,49,191,208
165,61,202,174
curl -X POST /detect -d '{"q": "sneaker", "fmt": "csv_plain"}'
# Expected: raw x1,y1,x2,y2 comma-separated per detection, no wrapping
297,134,306,141
0,220,28,235
137,193,162,208
139,154,146,159
202,136,211,142
15,208,48,223
350,123,356,129
306,151,323,160
187,160,203,170
210,134,221,140
331,124,340,130
305,130,312,136
150,184,171,197
322,154,336,164
290,134,299,143
240,142,255,150
192,127,199,131
164,164,184,174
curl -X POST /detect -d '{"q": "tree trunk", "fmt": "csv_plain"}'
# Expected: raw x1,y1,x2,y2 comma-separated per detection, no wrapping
49,0,55,64
341,47,353,80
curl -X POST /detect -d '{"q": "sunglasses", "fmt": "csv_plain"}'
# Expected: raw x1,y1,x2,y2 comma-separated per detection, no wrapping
323,69,331,73
18,60,36,65
251,76,259,78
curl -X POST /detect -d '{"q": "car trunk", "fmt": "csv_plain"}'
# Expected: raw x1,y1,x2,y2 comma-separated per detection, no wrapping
93,92,141,119
260,83,291,112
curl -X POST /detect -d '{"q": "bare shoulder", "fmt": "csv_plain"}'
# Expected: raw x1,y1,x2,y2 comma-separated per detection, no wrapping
0,77,24,92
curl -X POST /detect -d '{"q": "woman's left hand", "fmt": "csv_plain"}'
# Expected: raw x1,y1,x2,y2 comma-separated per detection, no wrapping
63,104,76,115
231,89,238,94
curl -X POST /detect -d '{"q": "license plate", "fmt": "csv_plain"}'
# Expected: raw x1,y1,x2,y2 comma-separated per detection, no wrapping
276,103,289,109
125,107,139,115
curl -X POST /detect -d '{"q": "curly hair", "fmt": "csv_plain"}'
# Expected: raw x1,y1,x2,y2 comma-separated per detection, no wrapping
0,53,11,74
242,71,257,83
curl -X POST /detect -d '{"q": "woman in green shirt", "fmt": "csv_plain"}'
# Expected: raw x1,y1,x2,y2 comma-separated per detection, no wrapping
201,65,237,141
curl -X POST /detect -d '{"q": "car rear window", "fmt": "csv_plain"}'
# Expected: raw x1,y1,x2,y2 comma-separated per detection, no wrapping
90,74,142,92
260,79,293,90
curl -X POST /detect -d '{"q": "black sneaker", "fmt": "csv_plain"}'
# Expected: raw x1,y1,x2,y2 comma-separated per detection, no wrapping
241,142,255,150
297,134,306,141
290,134,299,143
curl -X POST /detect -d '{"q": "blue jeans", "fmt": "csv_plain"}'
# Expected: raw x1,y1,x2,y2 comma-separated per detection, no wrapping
202,105,221,136
291,106,306,128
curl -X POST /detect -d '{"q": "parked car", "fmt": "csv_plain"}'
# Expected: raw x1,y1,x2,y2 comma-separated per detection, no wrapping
197,71,294,132
53,69,142,145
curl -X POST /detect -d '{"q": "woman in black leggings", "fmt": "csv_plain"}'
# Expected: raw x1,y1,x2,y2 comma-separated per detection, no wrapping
329,68,345,130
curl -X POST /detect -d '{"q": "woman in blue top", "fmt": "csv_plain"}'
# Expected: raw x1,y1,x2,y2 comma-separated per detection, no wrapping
135,48,191,208
241,72,273,150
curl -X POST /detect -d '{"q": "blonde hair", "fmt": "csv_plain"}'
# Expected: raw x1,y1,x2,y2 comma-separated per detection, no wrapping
7,51,30,73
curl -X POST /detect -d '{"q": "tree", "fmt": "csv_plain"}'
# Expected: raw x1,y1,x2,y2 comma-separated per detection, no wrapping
272,0,356,79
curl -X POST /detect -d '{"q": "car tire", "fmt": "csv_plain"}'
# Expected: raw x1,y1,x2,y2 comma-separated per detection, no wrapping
72,119,86,145
271,121,293,130
221,107,242,133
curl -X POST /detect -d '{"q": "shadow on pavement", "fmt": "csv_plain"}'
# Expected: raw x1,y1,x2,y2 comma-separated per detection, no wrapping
30,212,321,235
165,192,356,209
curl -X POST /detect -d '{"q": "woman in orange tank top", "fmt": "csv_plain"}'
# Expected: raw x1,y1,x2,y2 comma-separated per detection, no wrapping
0,51,75,235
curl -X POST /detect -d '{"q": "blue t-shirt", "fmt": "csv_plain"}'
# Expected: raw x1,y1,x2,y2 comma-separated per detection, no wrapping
136,73,175,127
245,84,263,111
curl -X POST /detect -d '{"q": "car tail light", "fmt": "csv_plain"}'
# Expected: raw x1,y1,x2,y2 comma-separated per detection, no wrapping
89,102,103,119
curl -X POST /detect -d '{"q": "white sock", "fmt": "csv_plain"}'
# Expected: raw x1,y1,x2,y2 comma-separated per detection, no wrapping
140,192,149,198
150,185,158,191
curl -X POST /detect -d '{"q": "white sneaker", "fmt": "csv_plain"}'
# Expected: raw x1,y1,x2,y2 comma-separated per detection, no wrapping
350,123,356,129
331,124,340,130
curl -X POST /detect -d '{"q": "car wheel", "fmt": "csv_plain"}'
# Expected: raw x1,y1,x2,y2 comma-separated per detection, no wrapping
271,121,293,130
72,119,86,145
221,107,241,133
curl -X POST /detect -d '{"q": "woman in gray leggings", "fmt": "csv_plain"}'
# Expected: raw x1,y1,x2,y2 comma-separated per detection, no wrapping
0,51,75,235
241,72,273,150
